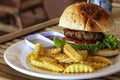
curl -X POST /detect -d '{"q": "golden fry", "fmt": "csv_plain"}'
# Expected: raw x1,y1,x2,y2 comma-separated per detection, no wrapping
43,48,62,57
30,59,44,68
87,56,113,65
77,50,88,60
64,63,94,73
26,43,114,73
27,51,40,60
64,44,83,62
84,61,108,69
29,56,64,72
40,56,58,63
34,43,42,55
54,53,74,63
43,59,64,72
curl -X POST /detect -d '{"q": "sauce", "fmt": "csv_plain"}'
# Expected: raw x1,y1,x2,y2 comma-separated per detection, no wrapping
44,35,62,40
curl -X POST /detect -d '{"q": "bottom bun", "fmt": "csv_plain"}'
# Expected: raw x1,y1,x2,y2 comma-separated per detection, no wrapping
95,49,119,57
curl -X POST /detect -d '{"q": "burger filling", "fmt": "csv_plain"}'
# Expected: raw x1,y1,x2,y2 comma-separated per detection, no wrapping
64,28,105,44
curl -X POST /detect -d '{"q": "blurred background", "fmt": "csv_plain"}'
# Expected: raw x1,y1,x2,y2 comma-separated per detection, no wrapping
0,0,119,36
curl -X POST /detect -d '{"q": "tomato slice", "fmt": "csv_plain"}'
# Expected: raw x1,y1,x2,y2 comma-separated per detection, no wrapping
74,40,85,44
63,37,73,41
63,37,95,44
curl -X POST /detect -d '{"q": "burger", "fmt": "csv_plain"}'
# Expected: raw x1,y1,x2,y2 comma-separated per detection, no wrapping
53,2,120,57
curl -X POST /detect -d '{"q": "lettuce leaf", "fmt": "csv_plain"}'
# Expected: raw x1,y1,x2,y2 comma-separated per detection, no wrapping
53,37,66,48
53,35,120,54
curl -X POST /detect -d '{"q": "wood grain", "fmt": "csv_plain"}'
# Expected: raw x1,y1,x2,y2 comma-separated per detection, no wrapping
0,18,59,43
112,2,120,7
0,64,45,80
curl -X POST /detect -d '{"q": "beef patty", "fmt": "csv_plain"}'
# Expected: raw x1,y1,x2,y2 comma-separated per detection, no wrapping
64,28,105,42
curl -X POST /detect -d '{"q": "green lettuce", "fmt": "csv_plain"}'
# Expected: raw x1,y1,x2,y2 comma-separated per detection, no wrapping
53,35,120,54
53,37,66,48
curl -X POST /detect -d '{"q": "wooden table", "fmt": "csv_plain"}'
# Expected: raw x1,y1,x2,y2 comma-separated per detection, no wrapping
0,5,120,80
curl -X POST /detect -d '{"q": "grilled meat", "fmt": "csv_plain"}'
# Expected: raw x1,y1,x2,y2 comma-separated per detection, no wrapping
64,28,105,42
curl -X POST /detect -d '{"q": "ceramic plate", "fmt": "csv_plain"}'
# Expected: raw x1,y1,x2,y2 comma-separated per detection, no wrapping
4,40,120,79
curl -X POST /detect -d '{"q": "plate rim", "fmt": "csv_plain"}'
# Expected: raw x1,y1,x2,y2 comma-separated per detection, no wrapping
3,40,120,79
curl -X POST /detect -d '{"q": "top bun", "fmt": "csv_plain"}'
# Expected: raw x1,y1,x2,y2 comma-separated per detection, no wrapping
59,2,115,32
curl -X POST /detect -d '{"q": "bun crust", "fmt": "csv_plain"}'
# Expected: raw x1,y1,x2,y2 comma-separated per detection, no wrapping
59,2,115,32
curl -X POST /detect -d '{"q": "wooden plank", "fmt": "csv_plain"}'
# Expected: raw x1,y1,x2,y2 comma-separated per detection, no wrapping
12,39,21,43
115,72,120,75
91,77,110,80
105,75,120,80
45,26,63,33
0,58,6,65
0,64,46,80
0,76,10,80
0,23,17,32
0,53,3,58
0,18,59,43
5,42,14,46
0,45,9,49
0,48,5,54
0,70,28,80
112,2,120,8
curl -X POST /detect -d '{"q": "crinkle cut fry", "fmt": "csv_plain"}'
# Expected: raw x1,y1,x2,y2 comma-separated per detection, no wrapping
43,59,64,72
26,43,114,73
43,48,62,57
84,61,108,69
30,58,64,72
87,56,113,65
40,56,57,63
30,59,44,68
77,50,88,60
34,43,42,55
64,44,83,62
54,53,74,63
64,63,94,73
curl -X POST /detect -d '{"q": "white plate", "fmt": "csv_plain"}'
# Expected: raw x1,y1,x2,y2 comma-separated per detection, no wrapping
4,40,120,79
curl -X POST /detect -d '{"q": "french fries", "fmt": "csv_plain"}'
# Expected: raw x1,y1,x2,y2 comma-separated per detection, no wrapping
64,63,94,73
26,43,114,73
86,56,113,65
64,44,83,62
54,53,74,63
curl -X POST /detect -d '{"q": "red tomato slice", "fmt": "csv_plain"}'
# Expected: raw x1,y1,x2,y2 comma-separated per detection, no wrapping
63,37,95,44
63,37,73,41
